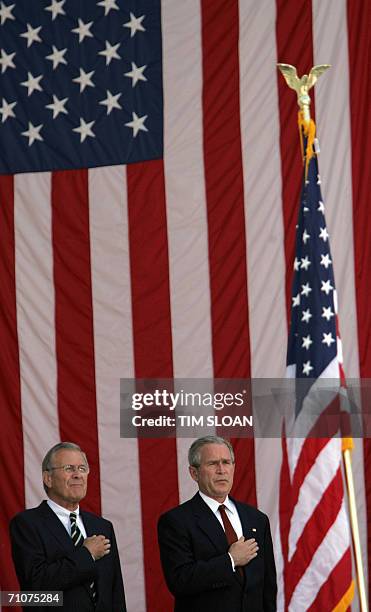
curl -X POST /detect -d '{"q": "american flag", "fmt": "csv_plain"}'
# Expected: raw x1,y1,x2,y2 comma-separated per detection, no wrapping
0,0,162,172
279,121,353,610
0,1,369,611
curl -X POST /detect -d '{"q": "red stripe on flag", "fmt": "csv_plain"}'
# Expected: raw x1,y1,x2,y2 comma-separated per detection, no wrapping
306,548,353,612
288,400,343,508
287,438,329,511
347,0,371,600
279,433,291,605
0,176,24,596
127,159,178,612
276,0,315,318
51,170,101,515
201,0,251,379
201,0,256,506
286,468,343,602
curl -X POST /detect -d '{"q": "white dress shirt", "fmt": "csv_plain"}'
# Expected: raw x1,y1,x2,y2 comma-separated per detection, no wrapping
47,499,87,538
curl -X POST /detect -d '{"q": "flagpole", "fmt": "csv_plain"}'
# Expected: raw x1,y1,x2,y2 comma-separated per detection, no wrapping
277,63,368,612
343,440,368,612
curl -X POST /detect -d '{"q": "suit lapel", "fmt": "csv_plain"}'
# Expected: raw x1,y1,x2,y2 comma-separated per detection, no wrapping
80,511,101,537
38,501,75,551
190,493,229,554
233,500,258,543
234,500,250,536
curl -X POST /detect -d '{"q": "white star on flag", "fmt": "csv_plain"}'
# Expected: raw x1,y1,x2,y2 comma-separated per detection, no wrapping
321,279,333,295
302,360,313,376
21,122,43,146
302,335,313,350
301,309,312,323
20,72,43,96
302,229,310,244
97,0,119,16
124,12,146,37
300,256,311,271
317,200,325,213
46,46,67,70
72,19,94,43
322,306,334,321
294,258,300,271
125,62,147,87
320,253,332,269
322,332,335,347
73,118,95,143
0,97,16,122
0,2,15,25
45,0,66,20
73,68,95,93
301,283,312,297
98,41,121,66
20,23,42,48
46,95,68,119
0,48,16,74
292,293,300,307
319,227,329,242
99,90,122,115
125,112,148,137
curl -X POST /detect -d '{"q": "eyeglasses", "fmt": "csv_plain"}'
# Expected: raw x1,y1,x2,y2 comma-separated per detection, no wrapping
49,464,89,474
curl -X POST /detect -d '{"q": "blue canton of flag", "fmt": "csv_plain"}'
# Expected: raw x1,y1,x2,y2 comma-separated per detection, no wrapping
0,0,162,174
287,135,339,413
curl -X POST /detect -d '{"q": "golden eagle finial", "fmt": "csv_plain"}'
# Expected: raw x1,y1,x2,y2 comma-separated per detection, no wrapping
277,63,331,122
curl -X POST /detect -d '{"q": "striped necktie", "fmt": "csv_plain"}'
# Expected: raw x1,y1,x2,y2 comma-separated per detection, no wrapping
69,512,97,602
70,511,84,546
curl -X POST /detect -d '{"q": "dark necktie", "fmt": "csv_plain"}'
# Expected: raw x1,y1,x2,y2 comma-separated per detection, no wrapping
70,512,97,602
70,511,84,546
219,504,238,545
219,505,244,581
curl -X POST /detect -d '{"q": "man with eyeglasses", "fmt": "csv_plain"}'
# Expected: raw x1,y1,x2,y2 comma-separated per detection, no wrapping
9,442,126,611
157,436,277,611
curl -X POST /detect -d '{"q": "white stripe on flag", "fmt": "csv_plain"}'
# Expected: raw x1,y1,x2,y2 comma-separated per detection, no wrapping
162,0,214,504
289,500,351,611
238,0,286,597
312,0,359,378
14,173,59,508
89,166,146,612
162,0,213,380
240,0,287,380
238,5,288,608
288,437,342,561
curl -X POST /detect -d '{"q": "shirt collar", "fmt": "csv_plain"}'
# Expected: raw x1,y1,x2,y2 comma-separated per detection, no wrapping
47,498,80,517
199,491,235,515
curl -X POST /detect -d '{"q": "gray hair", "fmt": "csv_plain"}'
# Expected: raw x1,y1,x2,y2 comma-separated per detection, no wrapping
42,442,88,494
188,436,235,468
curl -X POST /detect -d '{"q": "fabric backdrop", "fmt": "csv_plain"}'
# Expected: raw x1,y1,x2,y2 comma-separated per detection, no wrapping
0,1,369,610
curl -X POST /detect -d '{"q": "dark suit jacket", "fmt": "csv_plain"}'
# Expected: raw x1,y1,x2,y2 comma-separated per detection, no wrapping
10,501,126,612
158,492,277,612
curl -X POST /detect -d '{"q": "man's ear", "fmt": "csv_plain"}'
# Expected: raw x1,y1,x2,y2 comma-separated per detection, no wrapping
189,466,198,482
42,470,52,490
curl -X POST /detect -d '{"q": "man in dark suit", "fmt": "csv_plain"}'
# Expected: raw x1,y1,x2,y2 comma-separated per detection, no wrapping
158,435,277,612
10,442,126,612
